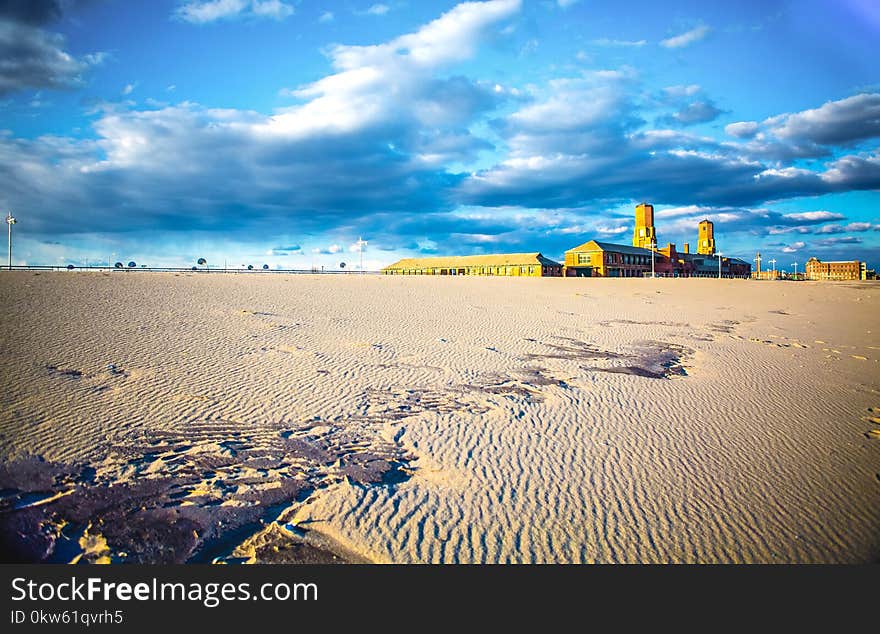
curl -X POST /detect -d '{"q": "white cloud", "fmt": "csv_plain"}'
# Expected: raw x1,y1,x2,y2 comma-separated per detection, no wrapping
259,0,519,138
664,84,701,98
725,121,759,138
781,241,806,253
250,0,294,19
176,0,294,24
595,225,628,235
660,25,710,49
122,83,135,95
783,211,844,222
592,38,646,47
365,4,390,16
319,11,334,23
309,244,342,254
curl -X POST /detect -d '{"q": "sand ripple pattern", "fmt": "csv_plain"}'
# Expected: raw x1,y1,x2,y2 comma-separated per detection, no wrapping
1,272,879,562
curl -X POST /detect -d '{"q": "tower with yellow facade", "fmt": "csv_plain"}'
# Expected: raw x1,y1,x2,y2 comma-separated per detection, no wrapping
697,219,716,255
633,203,656,249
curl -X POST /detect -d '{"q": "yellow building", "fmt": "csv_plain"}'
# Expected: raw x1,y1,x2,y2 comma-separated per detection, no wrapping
381,253,563,276
564,240,656,277
805,257,867,281
632,202,656,249
697,219,716,255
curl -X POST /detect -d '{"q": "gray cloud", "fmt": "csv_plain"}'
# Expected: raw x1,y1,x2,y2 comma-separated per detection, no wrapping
0,3,104,96
0,0,62,25
815,236,862,246
767,93,880,146
661,100,724,126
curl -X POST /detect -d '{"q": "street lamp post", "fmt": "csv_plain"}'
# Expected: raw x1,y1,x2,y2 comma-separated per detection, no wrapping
717,252,723,279
6,212,16,270
650,240,656,278
792,262,798,279
769,258,777,279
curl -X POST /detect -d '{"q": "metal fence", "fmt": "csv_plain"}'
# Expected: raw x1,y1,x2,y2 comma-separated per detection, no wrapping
0,265,379,274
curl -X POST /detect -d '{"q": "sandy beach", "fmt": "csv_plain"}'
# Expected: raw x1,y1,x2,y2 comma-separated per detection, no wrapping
0,271,878,563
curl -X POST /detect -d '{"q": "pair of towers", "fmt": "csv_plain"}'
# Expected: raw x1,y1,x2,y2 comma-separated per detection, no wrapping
632,203,715,255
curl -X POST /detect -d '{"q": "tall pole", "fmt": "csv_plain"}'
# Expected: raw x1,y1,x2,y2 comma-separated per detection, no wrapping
356,236,367,273
6,212,16,270
792,262,798,279
650,240,656,278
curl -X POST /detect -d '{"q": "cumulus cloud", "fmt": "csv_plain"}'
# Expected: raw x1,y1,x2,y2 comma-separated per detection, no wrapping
319,11,333,23
766,93,880,146
725,94,880,159
0,0,520,239
781,241,805,253
0,5,105,96
176,0,294,24
660,25,710,49
459,67,880,211
725,121,759,138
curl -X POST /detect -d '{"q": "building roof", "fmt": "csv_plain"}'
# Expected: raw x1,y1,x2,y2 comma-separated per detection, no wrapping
565,240,655,257
382,252,561,270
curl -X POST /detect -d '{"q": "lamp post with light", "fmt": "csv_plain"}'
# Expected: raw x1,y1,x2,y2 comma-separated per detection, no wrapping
6,212,16,270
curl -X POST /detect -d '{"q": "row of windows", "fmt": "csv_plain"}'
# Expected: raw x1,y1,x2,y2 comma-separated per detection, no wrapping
575,252,651,266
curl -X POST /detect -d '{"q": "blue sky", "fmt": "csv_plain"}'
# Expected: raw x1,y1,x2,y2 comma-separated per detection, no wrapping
1,0,879,270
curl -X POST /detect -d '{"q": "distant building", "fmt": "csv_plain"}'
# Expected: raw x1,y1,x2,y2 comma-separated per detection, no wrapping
564,240,654,277
805,257,867,281
381,253,563,276
632,203,657,250
697,219,716,255
563,204,750,278
563,239,749,278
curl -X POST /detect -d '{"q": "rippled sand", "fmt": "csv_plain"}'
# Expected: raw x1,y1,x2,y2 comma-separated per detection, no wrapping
1,271,878,563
